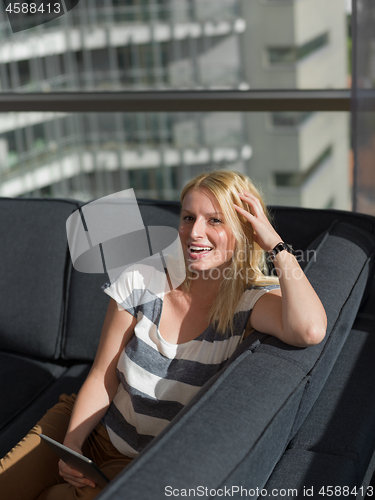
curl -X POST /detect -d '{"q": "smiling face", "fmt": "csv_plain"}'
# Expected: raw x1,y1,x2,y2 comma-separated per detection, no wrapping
178,188,236,275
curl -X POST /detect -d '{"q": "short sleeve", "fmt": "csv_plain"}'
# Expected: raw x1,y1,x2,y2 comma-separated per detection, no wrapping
101,258,169,317
102,268,136,315
237,284,280,314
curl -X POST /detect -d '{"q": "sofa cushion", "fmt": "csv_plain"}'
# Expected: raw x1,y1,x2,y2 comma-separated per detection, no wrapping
0,198,80,359
62,270,111,361
96,220,375,499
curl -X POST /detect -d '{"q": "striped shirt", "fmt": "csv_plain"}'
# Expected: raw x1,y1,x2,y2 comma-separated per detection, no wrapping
101,262,279,458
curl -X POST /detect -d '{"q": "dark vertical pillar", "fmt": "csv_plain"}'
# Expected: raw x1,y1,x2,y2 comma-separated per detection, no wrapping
352,0,375,215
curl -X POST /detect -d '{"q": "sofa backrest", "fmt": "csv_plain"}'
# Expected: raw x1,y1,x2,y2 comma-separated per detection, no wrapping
0,197,80,359
2,196,374,369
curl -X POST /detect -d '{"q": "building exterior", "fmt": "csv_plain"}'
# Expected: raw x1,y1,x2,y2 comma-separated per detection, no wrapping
241,0,349,209
0,0,349,209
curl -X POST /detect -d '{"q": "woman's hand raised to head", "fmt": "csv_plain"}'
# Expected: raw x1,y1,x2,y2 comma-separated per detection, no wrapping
234,190,327,347
233,191,281,252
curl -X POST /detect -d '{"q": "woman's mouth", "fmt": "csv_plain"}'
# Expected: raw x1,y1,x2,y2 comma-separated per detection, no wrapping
188,245,213,260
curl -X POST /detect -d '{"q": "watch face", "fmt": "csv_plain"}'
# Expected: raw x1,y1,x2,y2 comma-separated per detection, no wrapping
274,243,285,254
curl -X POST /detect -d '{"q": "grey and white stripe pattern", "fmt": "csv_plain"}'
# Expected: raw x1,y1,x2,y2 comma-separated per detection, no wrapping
101,266,279,458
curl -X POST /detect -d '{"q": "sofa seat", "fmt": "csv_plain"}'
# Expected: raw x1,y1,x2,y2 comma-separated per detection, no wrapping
0,352,68,431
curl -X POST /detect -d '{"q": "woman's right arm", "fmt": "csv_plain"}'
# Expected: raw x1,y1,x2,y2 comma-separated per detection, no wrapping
58,298,137,489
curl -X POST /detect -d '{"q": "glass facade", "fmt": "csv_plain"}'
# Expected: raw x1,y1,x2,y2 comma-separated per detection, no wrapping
0,111,350,212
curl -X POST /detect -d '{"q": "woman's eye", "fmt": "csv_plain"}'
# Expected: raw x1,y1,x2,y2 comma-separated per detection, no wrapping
181,216,222,224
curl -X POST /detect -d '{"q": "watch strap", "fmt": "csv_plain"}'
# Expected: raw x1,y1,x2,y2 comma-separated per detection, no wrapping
268,242,294,262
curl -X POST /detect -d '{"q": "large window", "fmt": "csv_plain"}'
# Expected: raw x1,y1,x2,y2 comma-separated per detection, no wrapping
0,0,353,214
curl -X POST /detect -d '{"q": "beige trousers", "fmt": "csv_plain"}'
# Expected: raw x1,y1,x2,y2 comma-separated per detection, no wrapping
0,394,133,500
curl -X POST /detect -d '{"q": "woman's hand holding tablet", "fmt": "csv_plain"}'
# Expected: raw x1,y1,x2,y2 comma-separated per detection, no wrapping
39,434,110,489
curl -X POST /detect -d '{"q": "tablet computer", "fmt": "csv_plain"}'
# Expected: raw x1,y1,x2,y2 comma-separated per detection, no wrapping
39,434,110,488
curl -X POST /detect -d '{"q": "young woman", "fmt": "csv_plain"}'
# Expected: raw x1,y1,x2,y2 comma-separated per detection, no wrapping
0,170,327,500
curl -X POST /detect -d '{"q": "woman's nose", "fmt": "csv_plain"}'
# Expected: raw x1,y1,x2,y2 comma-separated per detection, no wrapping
190,218,205,238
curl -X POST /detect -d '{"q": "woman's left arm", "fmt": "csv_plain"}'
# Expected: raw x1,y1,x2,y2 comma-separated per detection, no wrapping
234,191,327,348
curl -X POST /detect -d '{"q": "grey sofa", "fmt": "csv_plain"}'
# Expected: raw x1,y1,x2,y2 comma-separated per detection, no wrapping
1,196,375,499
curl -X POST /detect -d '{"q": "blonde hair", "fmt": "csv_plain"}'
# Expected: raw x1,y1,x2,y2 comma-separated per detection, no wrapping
180,169,279,336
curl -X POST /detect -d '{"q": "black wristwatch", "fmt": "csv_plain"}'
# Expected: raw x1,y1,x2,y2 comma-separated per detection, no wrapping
268,242,294,262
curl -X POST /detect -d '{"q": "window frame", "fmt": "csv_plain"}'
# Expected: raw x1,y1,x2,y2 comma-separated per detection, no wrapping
0,89,350,112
